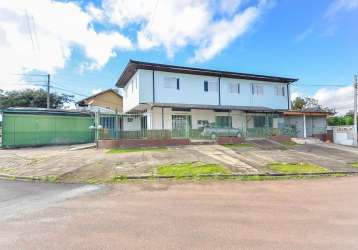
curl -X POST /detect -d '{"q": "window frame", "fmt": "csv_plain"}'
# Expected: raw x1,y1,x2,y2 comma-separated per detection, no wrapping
229,82,240,94
204,80,208,92
252,84,264,96
164,77,180,90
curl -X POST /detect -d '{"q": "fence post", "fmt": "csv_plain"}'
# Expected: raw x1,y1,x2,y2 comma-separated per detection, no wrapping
95,111,100,141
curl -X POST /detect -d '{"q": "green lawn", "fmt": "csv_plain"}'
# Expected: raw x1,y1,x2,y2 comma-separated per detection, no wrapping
223,143,254,148
157,162,230,177
268,162,328,174
107,147,167,154
350,162,358,168
280,141,298,147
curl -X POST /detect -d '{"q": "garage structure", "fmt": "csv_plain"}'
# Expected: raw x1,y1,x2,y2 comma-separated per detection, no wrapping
283,110,332,139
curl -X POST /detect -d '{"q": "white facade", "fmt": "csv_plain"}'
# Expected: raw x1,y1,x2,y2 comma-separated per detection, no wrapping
144,107,248,130
123,69,290,113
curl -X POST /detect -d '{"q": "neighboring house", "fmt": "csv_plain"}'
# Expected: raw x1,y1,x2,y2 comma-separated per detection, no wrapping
77,89,123,113
115,60,299,136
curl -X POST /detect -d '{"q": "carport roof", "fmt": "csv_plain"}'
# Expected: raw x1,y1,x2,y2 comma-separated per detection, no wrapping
283,110,332,116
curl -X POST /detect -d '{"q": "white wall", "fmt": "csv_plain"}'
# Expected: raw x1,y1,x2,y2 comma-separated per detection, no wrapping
124,69,290,112
328,125,354,146
123,71,140,113
147,108,246,130
123,116,141,131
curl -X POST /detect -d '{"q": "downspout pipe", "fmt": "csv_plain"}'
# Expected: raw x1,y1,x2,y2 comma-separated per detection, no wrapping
218,76,221,105
152,69,155,103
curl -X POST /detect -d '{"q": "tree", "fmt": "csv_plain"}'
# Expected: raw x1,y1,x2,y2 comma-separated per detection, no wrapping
291,97,306,110
291,96,334,113
0,89,74,109
327,110,356,126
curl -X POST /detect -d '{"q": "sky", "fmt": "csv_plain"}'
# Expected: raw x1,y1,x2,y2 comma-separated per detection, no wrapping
0,0,357,114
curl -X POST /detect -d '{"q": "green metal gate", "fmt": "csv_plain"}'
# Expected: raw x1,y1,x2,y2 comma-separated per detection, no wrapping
172,115,191,138
1,109,95,148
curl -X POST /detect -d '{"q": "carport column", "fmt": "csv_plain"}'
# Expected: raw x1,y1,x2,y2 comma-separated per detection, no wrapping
161,107,164,130
303,114,307,139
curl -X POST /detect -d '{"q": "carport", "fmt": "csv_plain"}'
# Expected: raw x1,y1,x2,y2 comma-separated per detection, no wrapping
283,110,331,139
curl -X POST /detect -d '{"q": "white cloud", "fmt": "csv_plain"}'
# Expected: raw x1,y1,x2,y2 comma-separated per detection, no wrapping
0,0,269,92
191,5,260,63
91,88,103,95
294,27,314,43
0,0,132,90
290,91,303,101
326,0,358,17
102,0,267,62
313,85,353,115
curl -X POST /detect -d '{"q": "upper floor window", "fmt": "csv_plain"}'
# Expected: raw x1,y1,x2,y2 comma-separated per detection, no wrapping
204,80,218,92
252,84,264,95
275,86,285,96
229,83,240,94
164,77,180,90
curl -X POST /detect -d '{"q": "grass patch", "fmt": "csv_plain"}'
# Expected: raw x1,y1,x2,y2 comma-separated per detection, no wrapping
280,141,298,147
107,147,166,154
268,162,328,174
110,175,128,183
223,143,254,148
40,175,59,182
350,162,358,168
157,162,230,178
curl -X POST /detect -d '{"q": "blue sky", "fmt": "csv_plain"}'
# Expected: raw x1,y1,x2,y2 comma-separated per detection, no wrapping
1,0,357,113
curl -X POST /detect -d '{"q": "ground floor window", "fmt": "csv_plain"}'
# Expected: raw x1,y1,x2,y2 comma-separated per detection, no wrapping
253,116,265,128
253,115,273,128
215,116,232,128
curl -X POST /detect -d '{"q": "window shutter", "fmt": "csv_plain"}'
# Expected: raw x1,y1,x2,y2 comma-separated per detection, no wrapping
176,78,180,90
237,83,240,93
208,82,218,91
164,77,177,89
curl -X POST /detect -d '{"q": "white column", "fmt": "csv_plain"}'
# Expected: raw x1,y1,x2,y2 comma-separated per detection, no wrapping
303,114,307,139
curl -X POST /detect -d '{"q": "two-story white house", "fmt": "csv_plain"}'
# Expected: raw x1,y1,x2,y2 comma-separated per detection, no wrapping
116,60,298,136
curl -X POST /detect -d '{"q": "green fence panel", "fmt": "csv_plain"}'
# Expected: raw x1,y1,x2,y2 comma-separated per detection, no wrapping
2,112,94,148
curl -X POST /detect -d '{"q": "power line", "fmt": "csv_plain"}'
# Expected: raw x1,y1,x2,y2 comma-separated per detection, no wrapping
51,85,87,98
24,9,36,52
51,83,123,106
30,15,40,51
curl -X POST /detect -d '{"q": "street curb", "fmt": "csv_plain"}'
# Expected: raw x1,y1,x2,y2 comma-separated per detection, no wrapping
0,174,42,182
2,171,358,183
112,171,358,180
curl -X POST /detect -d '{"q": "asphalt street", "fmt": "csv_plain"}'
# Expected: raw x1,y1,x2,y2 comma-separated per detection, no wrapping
0,179,102,220
1,177,358,249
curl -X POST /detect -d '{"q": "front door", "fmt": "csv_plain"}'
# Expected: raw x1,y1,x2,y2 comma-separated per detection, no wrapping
172,115,191,138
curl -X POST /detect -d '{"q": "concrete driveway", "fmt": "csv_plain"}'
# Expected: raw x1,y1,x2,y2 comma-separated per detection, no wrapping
1,141,358,182
1,177,358,249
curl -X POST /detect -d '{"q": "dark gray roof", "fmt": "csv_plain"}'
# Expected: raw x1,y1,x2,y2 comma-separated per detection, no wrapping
116,60,298,88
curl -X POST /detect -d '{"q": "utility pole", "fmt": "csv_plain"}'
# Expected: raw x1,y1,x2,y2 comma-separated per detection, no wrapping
47,74,50,109
354,75,358,147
